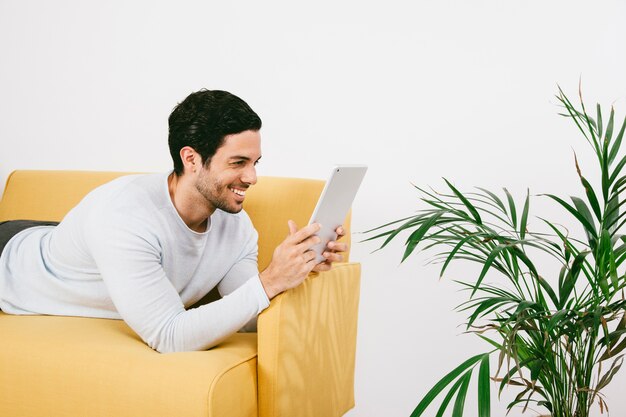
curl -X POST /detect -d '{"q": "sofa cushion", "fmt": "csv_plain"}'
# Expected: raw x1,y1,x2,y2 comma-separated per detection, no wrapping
0,170,131,223
0,312,258,417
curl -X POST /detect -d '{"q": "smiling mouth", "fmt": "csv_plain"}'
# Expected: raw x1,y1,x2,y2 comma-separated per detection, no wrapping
230,187,247,197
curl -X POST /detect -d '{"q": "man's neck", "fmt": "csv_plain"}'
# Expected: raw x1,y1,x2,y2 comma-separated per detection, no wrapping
168,172,213,233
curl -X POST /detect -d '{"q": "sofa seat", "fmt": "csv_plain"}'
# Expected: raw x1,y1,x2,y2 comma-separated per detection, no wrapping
0,312,258,417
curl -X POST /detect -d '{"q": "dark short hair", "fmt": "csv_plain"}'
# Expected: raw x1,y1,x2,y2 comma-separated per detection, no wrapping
168,89,262,175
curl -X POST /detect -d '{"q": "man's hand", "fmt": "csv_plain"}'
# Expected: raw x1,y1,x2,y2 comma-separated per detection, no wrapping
259,220,321,300
312,226,349,272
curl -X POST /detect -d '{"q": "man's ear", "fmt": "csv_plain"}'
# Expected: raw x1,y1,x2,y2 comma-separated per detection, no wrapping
179,146,201,175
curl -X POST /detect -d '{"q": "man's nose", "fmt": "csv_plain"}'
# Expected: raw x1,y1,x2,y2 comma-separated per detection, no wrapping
242,165,257,185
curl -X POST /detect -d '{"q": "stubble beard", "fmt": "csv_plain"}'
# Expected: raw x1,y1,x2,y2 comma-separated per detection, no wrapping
195,175,243,214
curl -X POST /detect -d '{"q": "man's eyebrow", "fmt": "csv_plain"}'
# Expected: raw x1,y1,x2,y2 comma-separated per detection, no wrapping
229,156,262,162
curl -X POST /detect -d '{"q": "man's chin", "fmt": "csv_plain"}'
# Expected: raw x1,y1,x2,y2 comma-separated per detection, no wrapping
217,203,244,214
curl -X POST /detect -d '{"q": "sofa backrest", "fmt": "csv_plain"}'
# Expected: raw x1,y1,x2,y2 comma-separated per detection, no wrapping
0,170,351,269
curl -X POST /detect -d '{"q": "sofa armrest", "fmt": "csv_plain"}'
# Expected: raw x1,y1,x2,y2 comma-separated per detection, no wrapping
257,262,361,417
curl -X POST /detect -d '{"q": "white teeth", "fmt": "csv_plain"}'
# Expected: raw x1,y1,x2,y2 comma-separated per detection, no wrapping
230,188,246,196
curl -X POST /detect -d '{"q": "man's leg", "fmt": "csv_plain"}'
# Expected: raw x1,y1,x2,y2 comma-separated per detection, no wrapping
0,220,59,257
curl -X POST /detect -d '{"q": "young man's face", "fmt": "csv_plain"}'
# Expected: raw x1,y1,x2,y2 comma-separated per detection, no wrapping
195,130,262,214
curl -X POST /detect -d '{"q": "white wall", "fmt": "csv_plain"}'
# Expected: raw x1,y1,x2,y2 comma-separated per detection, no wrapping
2,1,625,415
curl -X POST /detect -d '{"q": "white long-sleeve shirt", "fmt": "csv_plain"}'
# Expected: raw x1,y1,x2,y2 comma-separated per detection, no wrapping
0,173,270,353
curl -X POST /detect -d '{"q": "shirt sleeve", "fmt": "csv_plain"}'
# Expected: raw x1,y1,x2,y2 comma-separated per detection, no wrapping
83,211,269,353
217,226,270,332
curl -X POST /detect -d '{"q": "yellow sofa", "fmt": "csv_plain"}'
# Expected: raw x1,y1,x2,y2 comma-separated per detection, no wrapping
0,170,361,417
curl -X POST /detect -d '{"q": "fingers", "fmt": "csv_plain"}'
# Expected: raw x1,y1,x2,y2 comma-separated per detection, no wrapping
312,249,344,272
327,241,348,253
262,221,332,300
304,249,318,263
295,234,322,254
319,229,348,267
288,223,345,245
312,261,332,272
280,221,322,261
321,250,344,263
267,222,348,294
288,219,298,236
287,221,321,244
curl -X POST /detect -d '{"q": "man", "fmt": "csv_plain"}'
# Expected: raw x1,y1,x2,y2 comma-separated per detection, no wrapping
0,89,347,353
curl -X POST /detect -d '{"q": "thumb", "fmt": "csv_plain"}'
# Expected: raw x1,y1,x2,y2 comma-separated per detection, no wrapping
287,219,298,236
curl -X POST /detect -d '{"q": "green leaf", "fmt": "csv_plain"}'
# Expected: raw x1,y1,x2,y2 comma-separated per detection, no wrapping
512,300,542,316
596,356,623,390
467,297,511,328
556,87,593,147
605,106,615,143
571,196,597,239
509,245,539,278
444,178,482,225
599,275,611,298
440,234,478,278
478,354,491,417
544,194,598,240
579,89,602,159
361,215,424,245
497,357,535,395
600,338,626,361
435,376,465,417
471,245,509,297
476,334,502,350
605,193,620,233
402,212,445,262
362,214,416,235
547,309,570,333
598,230,613,298
609,154,626,185
535,275,560,308
579,176,602,221
378,216,424,249
452,371,472,417
608,114,626,165
476,187,507,214
559,251,589,309
610,250,619,291
410,354,484,417
519,189,530,240
603,152,611,203
557,264,567,294
464,193,514,225
504,188,517,229
529,359,544,381
597,103,604,139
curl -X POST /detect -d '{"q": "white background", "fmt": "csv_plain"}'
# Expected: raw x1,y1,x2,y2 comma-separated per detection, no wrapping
1,1,625,415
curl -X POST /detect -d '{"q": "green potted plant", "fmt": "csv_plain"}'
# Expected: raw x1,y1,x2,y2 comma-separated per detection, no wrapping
365,87,626,416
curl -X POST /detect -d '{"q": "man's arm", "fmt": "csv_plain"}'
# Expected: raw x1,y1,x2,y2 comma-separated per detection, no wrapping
85,214,269,353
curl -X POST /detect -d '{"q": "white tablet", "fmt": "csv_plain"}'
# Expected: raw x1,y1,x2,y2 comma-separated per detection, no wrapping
308,165,368,263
